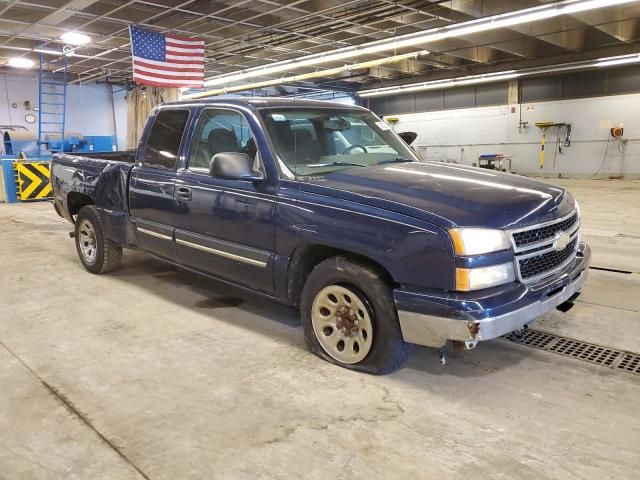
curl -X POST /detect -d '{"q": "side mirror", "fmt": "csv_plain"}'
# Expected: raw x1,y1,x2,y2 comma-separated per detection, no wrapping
209,152,264,181
398,131,417,145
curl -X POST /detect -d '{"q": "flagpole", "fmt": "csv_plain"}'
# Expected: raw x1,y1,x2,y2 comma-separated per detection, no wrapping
128,24,134,84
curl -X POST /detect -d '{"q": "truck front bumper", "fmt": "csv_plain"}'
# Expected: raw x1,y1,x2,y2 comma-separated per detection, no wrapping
394,242,590,348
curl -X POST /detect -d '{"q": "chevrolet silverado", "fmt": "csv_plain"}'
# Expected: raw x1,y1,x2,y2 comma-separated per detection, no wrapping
51,98,590,374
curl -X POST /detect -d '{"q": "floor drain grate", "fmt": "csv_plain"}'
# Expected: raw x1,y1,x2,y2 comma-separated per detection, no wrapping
502,329,640,375
618,353,640,374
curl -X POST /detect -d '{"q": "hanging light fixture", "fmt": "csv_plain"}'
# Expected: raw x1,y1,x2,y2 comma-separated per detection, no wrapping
60,32,91,46
7,57,35,69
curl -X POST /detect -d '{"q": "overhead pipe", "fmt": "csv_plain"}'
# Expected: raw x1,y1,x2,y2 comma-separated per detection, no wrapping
184,51,428,99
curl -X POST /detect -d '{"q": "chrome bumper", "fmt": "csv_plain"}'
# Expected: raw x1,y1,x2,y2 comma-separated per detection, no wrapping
397,244,590,349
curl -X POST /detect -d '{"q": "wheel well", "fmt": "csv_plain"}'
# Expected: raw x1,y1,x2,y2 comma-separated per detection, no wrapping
287,243,396,307
67,192,94,218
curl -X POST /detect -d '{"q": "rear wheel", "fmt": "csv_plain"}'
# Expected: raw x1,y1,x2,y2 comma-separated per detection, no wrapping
75,206,122,274
300,256,410,374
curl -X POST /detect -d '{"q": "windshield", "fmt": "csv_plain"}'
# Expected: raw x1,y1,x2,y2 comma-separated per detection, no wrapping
259,108,418,176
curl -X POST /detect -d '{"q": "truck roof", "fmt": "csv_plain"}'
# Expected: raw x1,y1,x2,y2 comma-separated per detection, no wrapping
166,96,369,111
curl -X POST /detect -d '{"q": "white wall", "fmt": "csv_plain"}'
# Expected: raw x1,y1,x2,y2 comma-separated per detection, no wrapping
0,69,125,143
0,70,39,135
386,93,640,178
66,82,118,137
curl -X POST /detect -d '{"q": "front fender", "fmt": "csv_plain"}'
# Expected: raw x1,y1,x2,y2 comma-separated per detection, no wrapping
275,184,455,291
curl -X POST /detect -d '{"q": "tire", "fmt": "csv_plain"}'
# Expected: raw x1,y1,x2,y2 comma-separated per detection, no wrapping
300,256,410,374
75,205,122,274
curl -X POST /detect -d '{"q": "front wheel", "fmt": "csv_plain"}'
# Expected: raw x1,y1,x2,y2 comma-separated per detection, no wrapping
75,205,122,274
300,256,410,374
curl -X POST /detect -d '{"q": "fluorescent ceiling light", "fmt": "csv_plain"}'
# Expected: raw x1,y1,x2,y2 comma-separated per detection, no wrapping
7,57,35,69
60,31,91,45
199,0,635,89
595,54,640,67
4,46,64,56
359,72,521,97
358,53,640,97
455,72,520,86
33,48,63,55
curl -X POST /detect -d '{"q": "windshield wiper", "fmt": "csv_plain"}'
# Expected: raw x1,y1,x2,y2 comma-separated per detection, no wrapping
376,157,412,165
307,161,368,168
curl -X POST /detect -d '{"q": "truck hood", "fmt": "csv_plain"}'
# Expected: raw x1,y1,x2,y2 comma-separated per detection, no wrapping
299,161,574,229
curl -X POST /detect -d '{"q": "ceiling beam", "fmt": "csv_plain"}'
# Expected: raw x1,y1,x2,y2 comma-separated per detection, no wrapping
64,0,452,81
0,0,101,47
0,0,19,16
361,42,640,90
535,0,640,42
431,0,587,52
1,0,638,88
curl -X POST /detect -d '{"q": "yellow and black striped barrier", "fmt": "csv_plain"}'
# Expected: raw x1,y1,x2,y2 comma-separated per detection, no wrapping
14,161,52,201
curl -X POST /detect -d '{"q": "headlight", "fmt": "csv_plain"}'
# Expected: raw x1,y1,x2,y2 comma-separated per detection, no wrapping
449,228,511,255
456,263,516,291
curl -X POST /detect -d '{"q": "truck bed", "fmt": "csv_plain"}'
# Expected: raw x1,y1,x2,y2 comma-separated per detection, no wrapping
51,152,136,218
51,151,140,246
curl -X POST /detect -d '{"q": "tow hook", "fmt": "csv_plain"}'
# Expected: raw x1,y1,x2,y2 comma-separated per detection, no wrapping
451,339,478,352
467,322,482,340
512,324,528,341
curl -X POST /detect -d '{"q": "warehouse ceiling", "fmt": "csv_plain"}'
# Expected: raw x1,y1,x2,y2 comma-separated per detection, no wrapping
0,0,639,94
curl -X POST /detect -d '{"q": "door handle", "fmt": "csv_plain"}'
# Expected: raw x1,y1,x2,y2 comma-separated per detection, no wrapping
176,186,192,201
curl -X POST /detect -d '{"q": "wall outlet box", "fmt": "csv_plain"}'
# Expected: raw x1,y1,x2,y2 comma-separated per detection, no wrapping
611,127,624,138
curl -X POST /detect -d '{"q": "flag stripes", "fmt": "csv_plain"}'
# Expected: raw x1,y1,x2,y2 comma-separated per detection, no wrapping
129,25,204,88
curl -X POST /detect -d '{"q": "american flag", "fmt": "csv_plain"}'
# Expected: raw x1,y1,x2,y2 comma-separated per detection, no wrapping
129,25,205,88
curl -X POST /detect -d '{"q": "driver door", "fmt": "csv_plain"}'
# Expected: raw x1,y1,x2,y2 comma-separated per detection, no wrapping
174,108,276,294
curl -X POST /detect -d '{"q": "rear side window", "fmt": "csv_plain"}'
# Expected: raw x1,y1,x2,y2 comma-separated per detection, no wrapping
188,108,258,170
144,109,189,169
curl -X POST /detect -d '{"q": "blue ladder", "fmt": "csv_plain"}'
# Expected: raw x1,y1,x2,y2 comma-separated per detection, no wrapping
38,53,67,153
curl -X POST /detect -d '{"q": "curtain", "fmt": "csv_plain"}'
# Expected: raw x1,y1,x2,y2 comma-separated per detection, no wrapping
126,86,180,149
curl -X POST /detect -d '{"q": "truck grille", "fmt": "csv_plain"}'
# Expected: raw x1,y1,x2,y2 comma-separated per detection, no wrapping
512,212,578,248
518,238,578,280
508,210,580,283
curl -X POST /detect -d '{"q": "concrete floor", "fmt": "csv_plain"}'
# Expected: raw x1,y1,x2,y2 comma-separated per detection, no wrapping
1,178,639,479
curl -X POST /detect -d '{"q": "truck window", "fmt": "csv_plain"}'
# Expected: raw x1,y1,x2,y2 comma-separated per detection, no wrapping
188,109,258,170
143,109,189,169
259,108,418,176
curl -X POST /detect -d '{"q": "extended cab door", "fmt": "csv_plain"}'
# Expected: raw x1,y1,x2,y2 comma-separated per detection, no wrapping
174,107,276,294
129,108,190,261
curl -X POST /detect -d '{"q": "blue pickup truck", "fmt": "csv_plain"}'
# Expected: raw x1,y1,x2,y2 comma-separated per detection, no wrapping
51,98,590,374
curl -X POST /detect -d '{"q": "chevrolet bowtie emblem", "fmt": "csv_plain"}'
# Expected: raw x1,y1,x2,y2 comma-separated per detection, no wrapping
554,231,571,251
